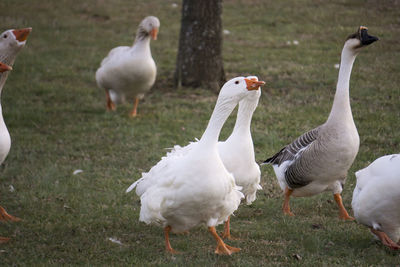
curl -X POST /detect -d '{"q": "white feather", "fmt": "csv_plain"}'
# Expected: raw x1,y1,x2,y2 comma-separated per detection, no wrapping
352,154,400,242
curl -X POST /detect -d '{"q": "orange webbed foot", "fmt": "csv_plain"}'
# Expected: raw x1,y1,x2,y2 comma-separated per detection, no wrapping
0,206,21,222
166,247,181,254
164,226,181,254
371,228,400,250
333,193,354,221
214,242,241,255
225,244,241,253
339,213,355,221
209,226,240,255
283,209,295,217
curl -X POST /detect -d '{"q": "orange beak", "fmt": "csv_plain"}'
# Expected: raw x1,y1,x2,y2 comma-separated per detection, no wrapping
245,78,265,91
12,27,32,42
0,62,12,73
150,27,158,40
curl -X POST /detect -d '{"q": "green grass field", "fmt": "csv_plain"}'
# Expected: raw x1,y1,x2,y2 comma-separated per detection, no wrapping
1,0,399,265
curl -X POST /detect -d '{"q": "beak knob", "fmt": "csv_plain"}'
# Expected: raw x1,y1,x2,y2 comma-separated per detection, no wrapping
360,27,379,46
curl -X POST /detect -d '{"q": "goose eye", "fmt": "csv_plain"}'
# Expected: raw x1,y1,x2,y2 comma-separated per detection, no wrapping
3,34,7,39
235,81,239,84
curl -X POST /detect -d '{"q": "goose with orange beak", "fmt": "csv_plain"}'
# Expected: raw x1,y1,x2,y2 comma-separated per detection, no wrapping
0,62,18,243
0,27,31,242
218,76,264,239
126,76,265,255
96,16,160,117
0,27,32,88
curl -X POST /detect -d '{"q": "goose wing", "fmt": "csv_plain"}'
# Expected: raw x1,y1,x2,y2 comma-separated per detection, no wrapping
99,46,130,67
264,127,320,165
126,140,199,195
264,126,320,188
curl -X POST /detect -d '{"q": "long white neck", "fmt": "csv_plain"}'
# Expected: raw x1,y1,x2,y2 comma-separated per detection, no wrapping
327,46,357,124
133,34,151,55
229,97,259,139
0,102,11,163
0,77,6,126
0,73,10,95
199,97,237,147
0,104,5,127
0,53,17,96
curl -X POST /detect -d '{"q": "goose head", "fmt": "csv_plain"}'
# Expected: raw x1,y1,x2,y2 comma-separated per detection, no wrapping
344,26,378,53
219,76,265,103
137,16,160,41
0,62,12,73
0,28,32,57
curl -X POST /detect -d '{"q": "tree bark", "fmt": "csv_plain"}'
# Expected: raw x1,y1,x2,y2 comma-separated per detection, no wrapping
174,0,226,91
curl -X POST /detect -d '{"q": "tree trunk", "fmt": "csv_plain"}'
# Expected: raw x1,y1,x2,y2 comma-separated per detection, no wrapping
174,0,226,91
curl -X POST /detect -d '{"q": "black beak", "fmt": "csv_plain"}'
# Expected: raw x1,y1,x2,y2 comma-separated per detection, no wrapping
360,29,379,46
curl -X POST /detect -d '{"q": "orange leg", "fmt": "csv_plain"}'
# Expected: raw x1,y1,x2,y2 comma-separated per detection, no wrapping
222,217,231,239
129,97,140,117
222,217,238,240
164,226,180,254
105,89,116,111
333,193,354,220
283,187,294,216
370,228,400,250
208,226,240,255
0,206,21,222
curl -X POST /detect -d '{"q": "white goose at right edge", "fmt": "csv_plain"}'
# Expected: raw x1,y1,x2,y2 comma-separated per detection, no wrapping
263,27,378,219
352,154,400,250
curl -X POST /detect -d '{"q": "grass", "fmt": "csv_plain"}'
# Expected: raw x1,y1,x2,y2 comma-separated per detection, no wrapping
1,0,399,265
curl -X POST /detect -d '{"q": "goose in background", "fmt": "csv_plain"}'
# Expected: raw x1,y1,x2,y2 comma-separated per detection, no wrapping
126,77,265,255
263,26,378,219
218,76,262,239
0,28,32,243
352,154,400,250
96,16,159,117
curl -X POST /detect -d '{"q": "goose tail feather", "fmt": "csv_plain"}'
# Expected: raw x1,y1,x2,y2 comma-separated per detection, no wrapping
126,178,143,193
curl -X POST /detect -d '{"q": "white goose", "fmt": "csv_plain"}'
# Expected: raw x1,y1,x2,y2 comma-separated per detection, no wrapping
96,16,159,117
126,77,265,254
0,28,32,243
0,62,15,243
352,154,400,250
218,76,262,239
263,26,378,219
